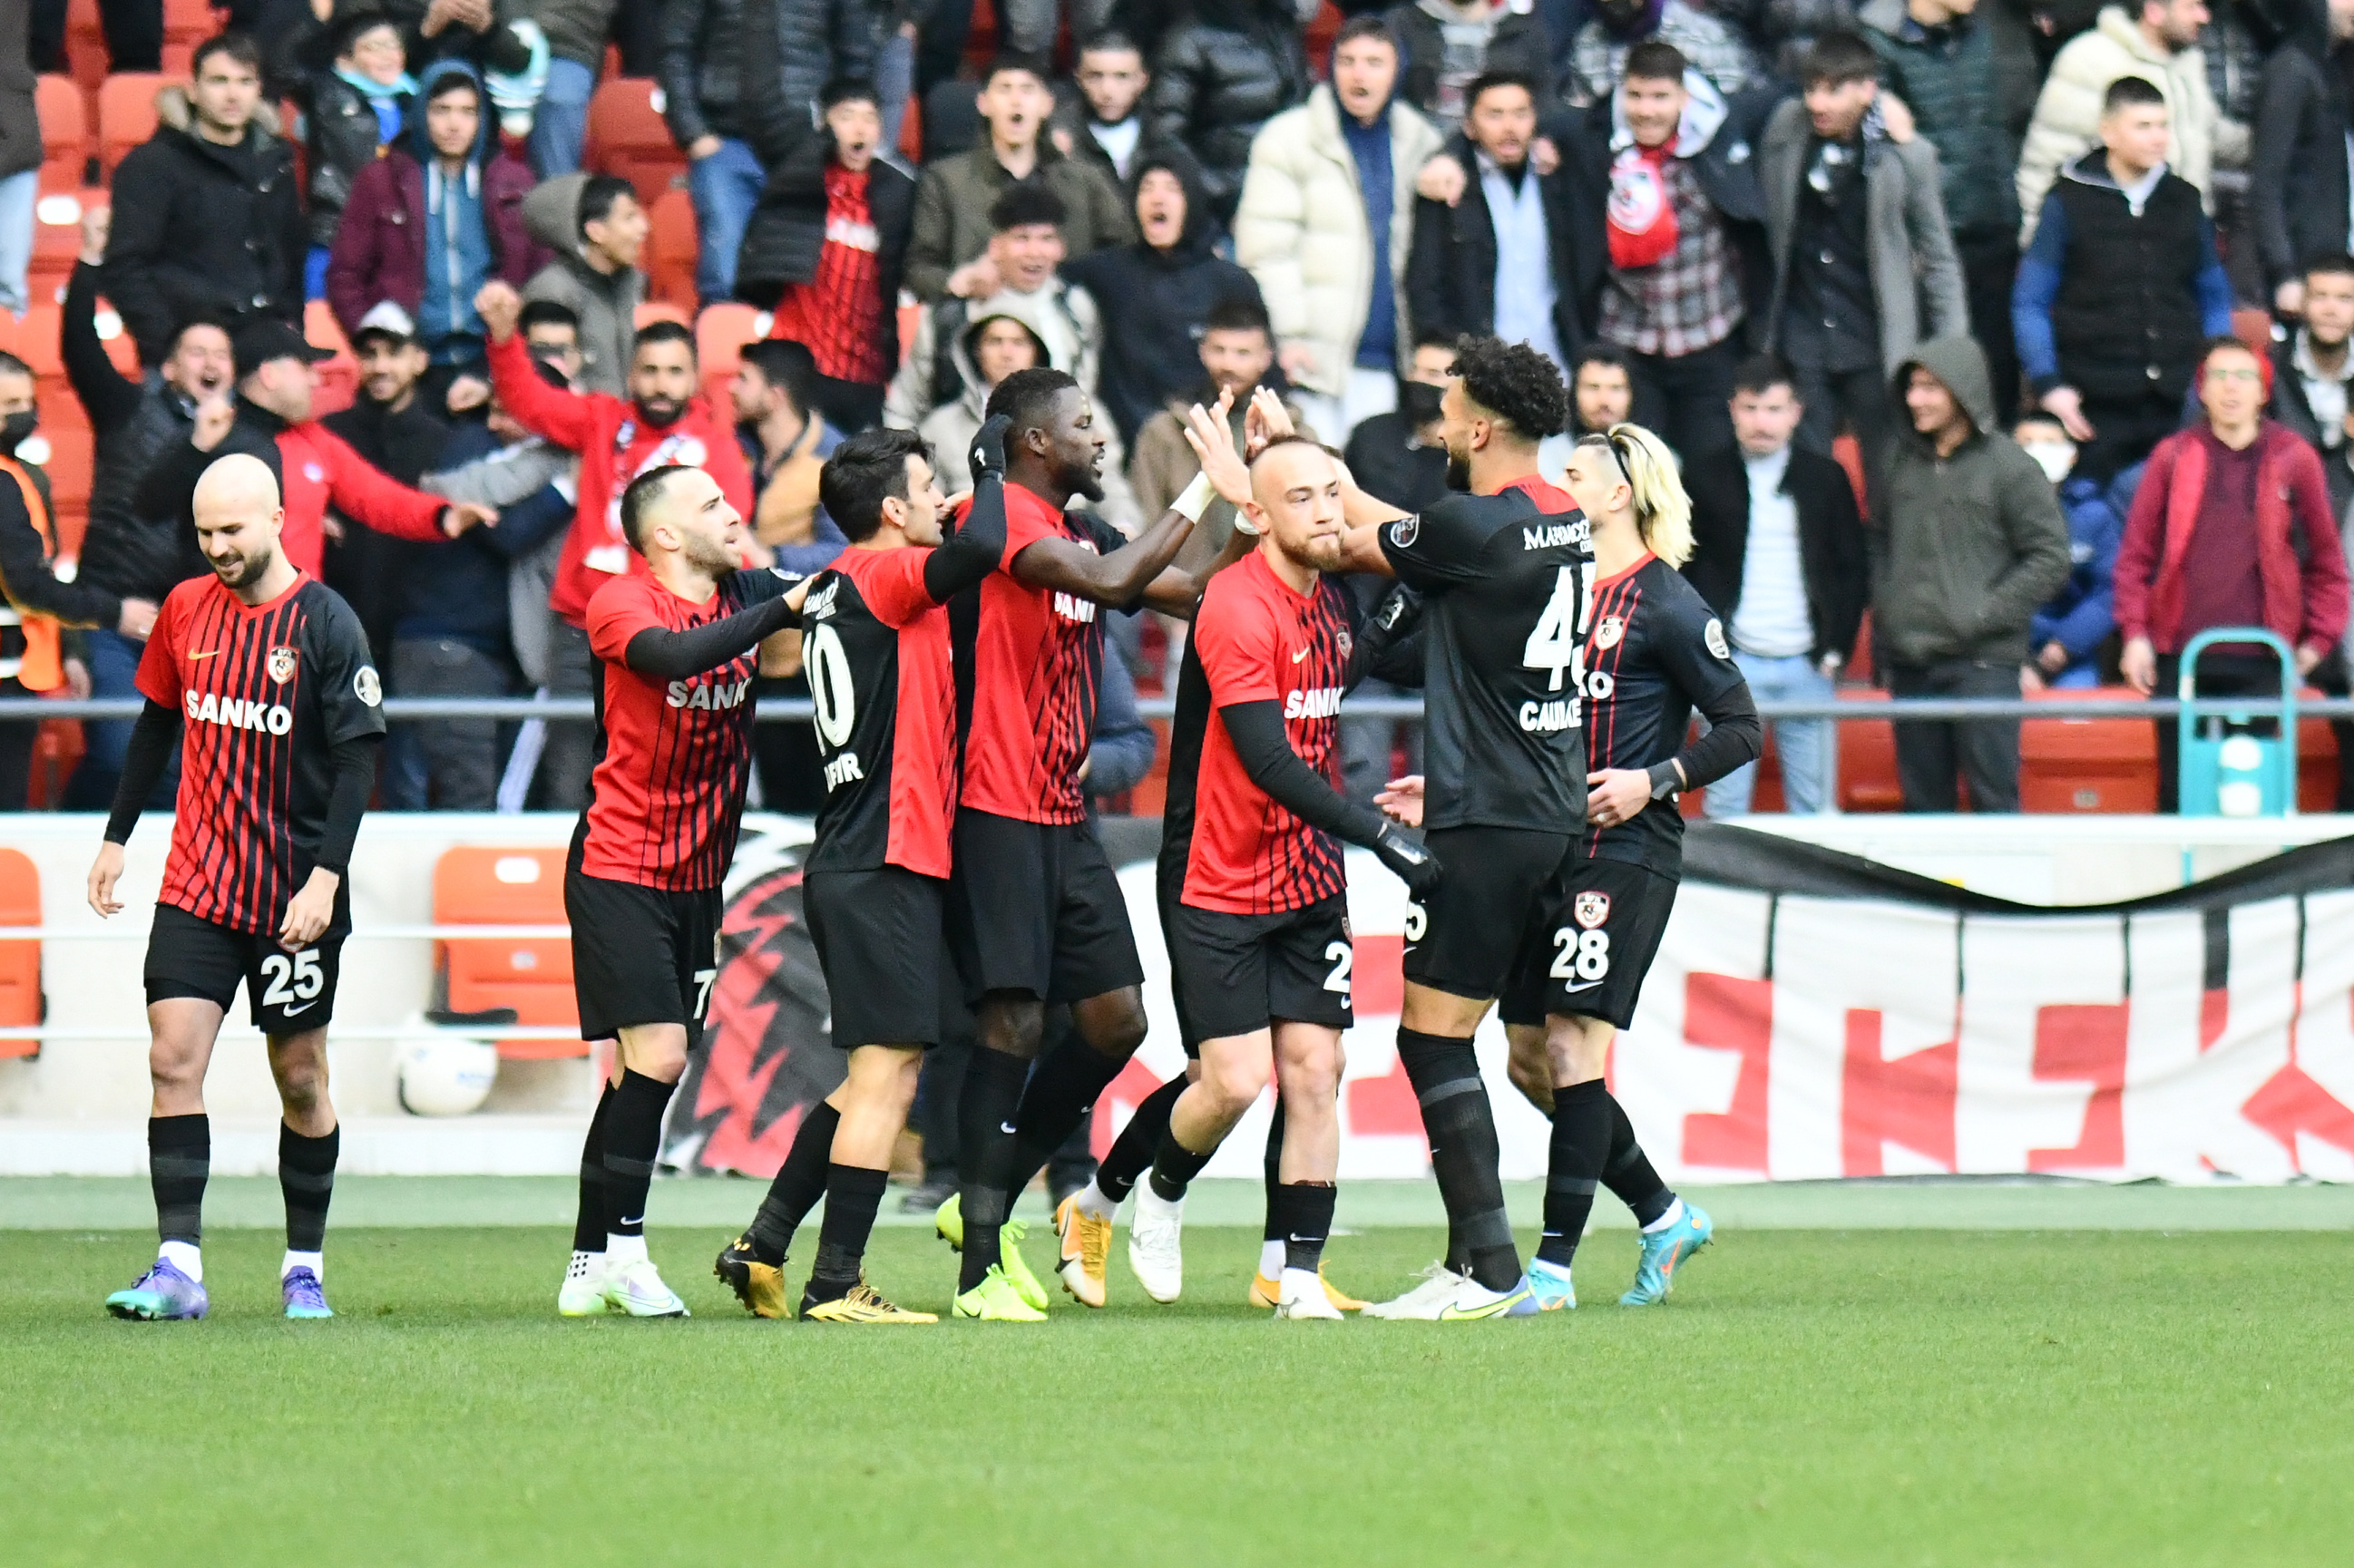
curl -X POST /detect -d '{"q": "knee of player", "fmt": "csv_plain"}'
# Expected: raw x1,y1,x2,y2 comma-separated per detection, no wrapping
1079,997,1148,1059
1200,1054,1272,1115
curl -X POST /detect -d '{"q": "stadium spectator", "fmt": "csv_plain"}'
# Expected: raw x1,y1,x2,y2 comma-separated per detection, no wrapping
1759,32,1966,485
1859,0,2038,426
1064,156,1266,448
2015,411,2126,691
1,10,39,317
319,302,454,667
2270,255,2354,518
373,0,538,77
1128,296,1314,546
904,55,1134,303
519,298,584,384
1236,16,1443,445
327,64,544,390
1876,334,2072,813
1563,0,1761,108
2013,75,2233,483
737,72,914,436
911,312,1047,494
732,337,848,574
290,13,415,302
1723,0,1870,81
2015,0,2236,239
1406,71,1587,374
1569,341,1637,435
660,0,876,307
104,34,308,367
1685,355,1868,816
2250,0,2354,320
29,0,161,75
1149,0,1316,222
2115,336,2352,809
521,173,648,397
1382,0,1556,131
1054,32,1202,189
995,0,1120,58
527,0,620,177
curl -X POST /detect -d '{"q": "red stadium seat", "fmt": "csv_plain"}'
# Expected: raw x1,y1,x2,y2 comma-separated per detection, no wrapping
583,78,687,209
2298,694,2339,813
27,189,98,307
695,303,760,404
433,847,587,1059
28,423,94,559
37,76,89,190
1305,2,1343,77
12,307,71,406
634,301,691,331
64,0,108,93
98,74,171,179
2019,686,2157,813
0,850,41,1058
304,301,357,417
644,185,698,309
161,0,216,54
1836,687,1904,812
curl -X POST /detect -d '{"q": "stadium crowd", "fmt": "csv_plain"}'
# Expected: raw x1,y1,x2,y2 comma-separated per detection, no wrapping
4,0,2354,817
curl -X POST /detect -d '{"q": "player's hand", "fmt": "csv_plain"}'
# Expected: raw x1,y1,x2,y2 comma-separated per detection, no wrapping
1372,821,1443,900
118,598,159,638
1242,386,1294,460
1182,390,1251,509
1414,152,1468,207
2120,635,2158,696
79,205,111,265
1585,768,1655,829
970,412,1012,482
474,280,523,343
442,502,498,537
278,868,339,951
87,841,126,918
191,395,236,453
1375,773,1423,827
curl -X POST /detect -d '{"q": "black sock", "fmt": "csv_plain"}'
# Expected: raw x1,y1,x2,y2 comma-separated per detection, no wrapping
1279,1182,1336,1275
149,1113,209,1247
1004,1037,1129,1198
747,1101,840,1265
601,1069,677,1239
1538,1080,1612,1269
807,1164,888,1300
1094,1073,1185,1204
278,1123,338,1253
1147,1122,1214,1203
571,1080,615,1253
1602,1094,1675,1227
1397,1027,1520,1291
956,1044,1030,1290
1261,1099,1285,1247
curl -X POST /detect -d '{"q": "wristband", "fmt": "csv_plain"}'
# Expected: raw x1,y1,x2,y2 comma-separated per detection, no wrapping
1646,761,1683,800
1173,471,1216,524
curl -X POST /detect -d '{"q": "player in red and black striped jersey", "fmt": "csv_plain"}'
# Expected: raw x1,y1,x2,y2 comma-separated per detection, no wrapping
86,453,385,1324
713,419,1011,1326
558,463,803,1320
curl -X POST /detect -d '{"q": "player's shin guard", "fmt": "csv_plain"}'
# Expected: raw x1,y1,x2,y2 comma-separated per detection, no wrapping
278,1123,338,1260
1092,1074,1185,1206
601,1069,677,1252
150,1113,210,1253
571,1079,615,1255
955,1045,1030,1290
1397,1028,1520,1291
1602,1094,1676,1227
807,1164,888,1301
1538,1080,1612,1268
747,1101,840,1265
1004,1036,1129,1199
1275,1181,1336,1274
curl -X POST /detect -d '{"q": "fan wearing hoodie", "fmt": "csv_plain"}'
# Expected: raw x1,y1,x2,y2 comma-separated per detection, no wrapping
520,173,649,397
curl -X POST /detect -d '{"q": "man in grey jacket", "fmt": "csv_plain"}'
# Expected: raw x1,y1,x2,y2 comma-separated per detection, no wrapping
1876,334,2071,811
520,172,646,397
1760,32,1966,487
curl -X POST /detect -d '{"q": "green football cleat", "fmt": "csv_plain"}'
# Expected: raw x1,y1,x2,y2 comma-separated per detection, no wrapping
953,1266,1049,1321
933,1193,1049,1313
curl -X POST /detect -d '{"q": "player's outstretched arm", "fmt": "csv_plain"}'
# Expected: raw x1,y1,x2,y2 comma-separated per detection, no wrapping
1333,456,1409,576
1344,582,1424,694
619,588,804,680
923,417,1013,603
1218,700,1443,898
1130,394,1261,618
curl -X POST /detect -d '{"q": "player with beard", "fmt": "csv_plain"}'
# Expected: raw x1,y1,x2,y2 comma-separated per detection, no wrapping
88,455,385,1323
932,367,1249,1321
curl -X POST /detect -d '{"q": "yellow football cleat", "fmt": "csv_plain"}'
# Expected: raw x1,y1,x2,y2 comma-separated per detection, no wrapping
1054,1195,1112,1309
952,1265,1049,1321
800,1281,938,1324
1248,1263,1366,1311
714,1236,792,1320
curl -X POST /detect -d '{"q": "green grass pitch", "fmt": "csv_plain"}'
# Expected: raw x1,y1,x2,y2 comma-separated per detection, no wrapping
4,1203,2351,1566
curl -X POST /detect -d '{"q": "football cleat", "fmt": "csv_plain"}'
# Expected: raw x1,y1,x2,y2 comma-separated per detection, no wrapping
558,1251,616,1317
713,1235,791,1320
1621,1203,1714,1307
800,1281,938,1324
605,1257,690,1318
1054,1195,1111,1309
1361,1261,1467,1320
280,1267,334,1320
1275,1271,1346,1320
1436,1276,1540,1320
1249,1263,1366,1311
1127,1185,1185,1303
952,1266,1049,1321
1528,1257,1577,1311
104,1260,208,1321
935,1193,1049,1312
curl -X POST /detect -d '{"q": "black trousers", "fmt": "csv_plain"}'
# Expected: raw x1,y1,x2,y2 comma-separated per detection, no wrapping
30,0,160,73
1887,658,2022,813
1792,357,1893,506
2076,388,2188,488
1955,224,2021,427
1626,337,1740,463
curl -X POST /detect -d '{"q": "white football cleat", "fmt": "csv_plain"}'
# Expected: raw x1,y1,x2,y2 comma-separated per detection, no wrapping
1127,1184,1186,1303
557,1251,614,1317
1275,1268,1346,1320
1363,1261,1471,1320
605,1257,690,1318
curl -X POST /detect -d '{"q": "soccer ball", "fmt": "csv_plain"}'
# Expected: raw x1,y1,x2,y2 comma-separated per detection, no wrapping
396,1035,499,1116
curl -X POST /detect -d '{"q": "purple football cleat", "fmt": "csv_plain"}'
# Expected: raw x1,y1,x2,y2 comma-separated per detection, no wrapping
104,1260,209,1320
281,1267,334,1320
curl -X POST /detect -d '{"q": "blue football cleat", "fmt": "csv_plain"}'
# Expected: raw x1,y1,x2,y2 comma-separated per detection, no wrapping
1528,1257,1577,1310
1621,1203,1713,1306
104,1260,209,1320
281,1267,334,1320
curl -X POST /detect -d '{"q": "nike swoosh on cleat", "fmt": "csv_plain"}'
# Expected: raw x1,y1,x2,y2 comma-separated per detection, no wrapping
998,1122,1017,1135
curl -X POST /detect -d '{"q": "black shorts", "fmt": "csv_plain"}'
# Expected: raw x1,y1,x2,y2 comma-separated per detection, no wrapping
144,902,345,1035
1167,895,1353,1044
947,808,1144,1005
805,865,949,1049
565,867,724,1042
1401,825,1576,1002
1500,856,1679,1030
1153,852,1209,1057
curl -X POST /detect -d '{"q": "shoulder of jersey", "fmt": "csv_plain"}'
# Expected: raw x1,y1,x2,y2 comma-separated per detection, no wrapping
300,577,366,629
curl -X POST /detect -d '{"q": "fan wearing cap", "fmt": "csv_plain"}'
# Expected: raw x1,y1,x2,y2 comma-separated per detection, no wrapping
133,317,500,591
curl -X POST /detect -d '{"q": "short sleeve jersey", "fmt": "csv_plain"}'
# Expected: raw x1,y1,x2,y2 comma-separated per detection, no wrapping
581,565,791,891
802,546,958,879
136,574,385,934
1582,555,1747,875
954,482,1125,826
1379,473,1596,834
1183,552,1355,914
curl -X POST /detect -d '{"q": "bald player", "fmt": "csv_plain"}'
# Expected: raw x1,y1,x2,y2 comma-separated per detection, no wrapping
89,453,388,1323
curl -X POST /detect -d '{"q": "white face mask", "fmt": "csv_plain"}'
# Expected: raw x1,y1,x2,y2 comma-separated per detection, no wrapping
2022,440,2076,485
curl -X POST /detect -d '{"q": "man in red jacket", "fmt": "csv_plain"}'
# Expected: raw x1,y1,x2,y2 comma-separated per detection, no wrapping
2115,336,2353,810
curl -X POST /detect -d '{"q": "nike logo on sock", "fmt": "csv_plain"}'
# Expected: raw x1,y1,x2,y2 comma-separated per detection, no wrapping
999,1122,1017,1135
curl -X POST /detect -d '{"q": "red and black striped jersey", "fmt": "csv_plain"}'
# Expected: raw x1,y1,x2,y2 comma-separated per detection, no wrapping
1181,551,1353,914
953,482,1124,826
581,566,791,891
135,574,384,933
802,545,957,878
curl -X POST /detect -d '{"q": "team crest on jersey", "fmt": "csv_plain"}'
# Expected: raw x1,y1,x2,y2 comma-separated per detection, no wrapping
267,646,298,684
1595,616,1625,649
355,666,382,706
1388,516,1419,550
1574,891,1611,930
1704,618,1731,659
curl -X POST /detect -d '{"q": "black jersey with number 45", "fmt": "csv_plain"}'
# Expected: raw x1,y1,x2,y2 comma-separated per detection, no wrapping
1379,474,1595,834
